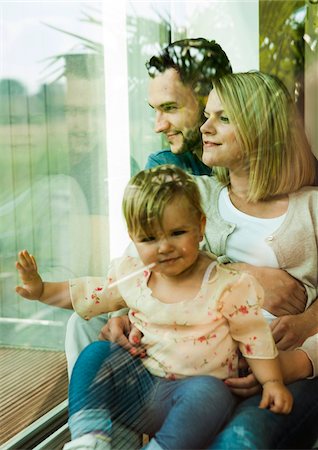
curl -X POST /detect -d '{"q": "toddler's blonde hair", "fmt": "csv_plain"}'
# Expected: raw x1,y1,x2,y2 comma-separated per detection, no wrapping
123,165,204,237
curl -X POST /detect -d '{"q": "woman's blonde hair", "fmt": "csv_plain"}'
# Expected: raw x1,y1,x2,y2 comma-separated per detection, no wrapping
122,165,204,237
212,71,315,200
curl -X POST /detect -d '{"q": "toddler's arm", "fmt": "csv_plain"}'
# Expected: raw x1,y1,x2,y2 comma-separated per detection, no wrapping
16,250,72,309
247,357,293,414
219,270,293,413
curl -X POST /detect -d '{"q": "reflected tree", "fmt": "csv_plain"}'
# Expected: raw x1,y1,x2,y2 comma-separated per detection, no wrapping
260,0,306,116
42,4,171,174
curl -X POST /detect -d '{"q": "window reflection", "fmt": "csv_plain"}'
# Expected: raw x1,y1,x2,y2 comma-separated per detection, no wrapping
64,53,106,215
0,4,105,352
0,4,107,444
0,77,91,348
260,1,306,115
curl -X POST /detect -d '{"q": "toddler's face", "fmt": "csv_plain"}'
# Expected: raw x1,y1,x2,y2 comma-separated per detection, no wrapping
131,195,205,278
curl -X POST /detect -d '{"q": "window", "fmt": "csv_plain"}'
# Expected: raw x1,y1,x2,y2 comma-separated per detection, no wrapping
1,0,317,446
0,2,107,444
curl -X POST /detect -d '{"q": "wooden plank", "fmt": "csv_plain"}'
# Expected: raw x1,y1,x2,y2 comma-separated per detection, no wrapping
0,347,68,444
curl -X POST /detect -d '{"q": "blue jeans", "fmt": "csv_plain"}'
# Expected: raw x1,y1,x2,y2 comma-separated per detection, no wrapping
209,377,318,449
68,341,236,450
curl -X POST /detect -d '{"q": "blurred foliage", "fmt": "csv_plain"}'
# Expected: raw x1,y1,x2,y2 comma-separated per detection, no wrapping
40,5,103,82
41,4,170,85
259,0,306,110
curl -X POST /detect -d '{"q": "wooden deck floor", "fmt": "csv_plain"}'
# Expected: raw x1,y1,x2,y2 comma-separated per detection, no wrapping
0,347,68,445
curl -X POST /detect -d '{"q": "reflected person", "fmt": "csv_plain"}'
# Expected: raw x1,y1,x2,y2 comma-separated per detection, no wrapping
0,79,90,347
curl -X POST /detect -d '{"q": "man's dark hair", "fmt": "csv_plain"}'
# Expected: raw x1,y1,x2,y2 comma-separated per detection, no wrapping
146,38,232,96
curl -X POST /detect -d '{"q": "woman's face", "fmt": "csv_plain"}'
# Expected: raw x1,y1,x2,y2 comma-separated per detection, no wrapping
200,90,245,172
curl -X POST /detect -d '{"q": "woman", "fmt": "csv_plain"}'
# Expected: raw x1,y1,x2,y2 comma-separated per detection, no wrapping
196,71,318,449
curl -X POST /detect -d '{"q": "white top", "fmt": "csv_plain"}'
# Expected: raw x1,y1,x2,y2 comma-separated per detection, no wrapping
218,187,286,268
218,187,288,323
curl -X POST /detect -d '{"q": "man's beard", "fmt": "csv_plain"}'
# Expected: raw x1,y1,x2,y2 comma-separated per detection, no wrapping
179,126,203,156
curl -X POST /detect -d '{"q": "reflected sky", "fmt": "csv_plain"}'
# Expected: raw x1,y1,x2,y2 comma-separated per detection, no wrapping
1,2,102,94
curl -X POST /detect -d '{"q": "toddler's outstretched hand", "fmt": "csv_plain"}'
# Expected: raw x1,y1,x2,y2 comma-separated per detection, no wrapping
259,380,293,414
16,250,43,300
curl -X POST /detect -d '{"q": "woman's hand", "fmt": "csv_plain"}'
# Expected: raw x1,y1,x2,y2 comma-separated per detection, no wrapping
99,316,146,357
225,372,261,397
224,358,261,397
278,349,313,382
271,298,318,350
271,314,310,350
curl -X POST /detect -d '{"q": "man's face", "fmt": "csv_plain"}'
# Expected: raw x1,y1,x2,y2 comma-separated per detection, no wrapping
65,75,104,165
148,68,203,155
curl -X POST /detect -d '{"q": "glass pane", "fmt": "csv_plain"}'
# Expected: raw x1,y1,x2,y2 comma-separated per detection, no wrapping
0,2,107,443
259,0,318,158
0,2,107,351
304,0,318,158
127,2,171,174
259,0,306,116
2,0,317,446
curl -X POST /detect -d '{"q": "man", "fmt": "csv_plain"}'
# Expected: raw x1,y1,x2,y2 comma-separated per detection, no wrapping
144,38,231,175
65,38,318,450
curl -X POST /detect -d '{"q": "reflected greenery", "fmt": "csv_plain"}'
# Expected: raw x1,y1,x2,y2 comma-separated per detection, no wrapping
0,4,171,349
260,0,306,112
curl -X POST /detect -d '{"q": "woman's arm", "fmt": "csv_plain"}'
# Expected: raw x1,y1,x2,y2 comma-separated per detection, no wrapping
230,263,307,316
271,300,318,349
279,348,314,382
